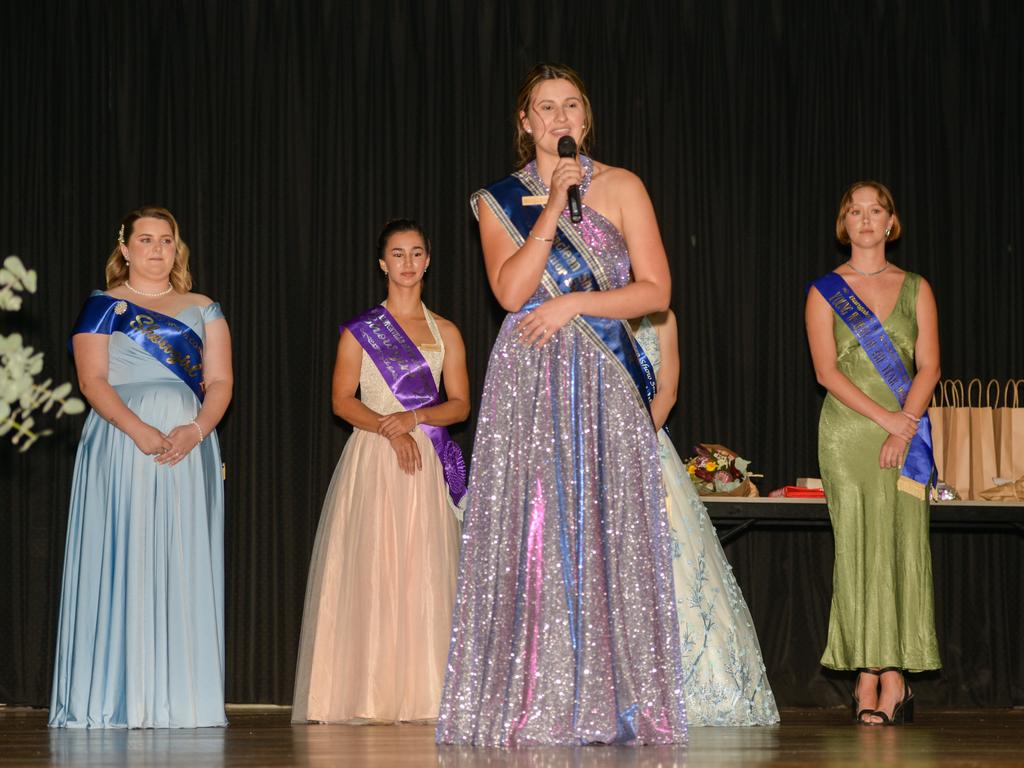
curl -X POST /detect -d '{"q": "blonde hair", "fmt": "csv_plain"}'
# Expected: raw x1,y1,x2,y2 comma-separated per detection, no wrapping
835,181,902,244
105,206,193,292
514,63,594,169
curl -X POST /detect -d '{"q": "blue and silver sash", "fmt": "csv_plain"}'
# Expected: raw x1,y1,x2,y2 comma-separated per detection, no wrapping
70,294,206,403
472,168,657,412
811,272,935,498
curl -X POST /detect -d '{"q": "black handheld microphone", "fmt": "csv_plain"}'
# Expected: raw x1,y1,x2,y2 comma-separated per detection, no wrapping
557,135,583,223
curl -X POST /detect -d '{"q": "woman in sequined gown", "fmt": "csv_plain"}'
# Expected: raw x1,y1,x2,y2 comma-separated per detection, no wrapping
806,182,941,725
436,64,687,747
632,311,778,726
292,220,469,724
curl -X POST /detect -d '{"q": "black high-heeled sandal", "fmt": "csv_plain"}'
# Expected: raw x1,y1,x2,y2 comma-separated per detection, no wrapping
871,668,914,726
851,668,882,724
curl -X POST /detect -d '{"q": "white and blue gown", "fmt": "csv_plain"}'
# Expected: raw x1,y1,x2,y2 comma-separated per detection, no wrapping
635,317,779,726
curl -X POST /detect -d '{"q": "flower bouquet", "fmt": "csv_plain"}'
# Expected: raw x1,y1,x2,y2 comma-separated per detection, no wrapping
684,443,760,497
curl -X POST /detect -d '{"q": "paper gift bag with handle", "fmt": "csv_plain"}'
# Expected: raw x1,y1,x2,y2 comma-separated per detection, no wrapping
979,475,1024,501
967,378,999,500
995,379,1024,482
941,380,971,500
927,386,948,484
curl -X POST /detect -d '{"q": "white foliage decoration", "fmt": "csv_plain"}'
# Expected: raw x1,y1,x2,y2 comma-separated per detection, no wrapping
1,255,86,451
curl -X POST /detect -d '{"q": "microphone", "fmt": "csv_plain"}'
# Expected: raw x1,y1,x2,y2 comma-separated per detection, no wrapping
557,135,582,223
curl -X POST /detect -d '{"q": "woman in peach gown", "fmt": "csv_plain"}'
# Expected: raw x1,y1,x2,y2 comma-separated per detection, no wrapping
292,219,469,723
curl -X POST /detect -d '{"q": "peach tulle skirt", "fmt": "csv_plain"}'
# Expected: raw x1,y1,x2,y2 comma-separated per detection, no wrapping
292,428,460,723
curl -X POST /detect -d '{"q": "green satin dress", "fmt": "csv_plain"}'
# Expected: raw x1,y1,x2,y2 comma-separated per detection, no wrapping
818,271,941,672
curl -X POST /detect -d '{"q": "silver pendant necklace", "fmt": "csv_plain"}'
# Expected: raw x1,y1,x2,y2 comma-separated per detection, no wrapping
125,281,174,297
846,260,890,277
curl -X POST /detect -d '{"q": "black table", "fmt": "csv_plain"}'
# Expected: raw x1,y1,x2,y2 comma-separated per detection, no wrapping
696,497,1024,708
702,497,1024,545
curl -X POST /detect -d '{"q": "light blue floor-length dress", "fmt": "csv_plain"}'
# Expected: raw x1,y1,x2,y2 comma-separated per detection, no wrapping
49,293,226,728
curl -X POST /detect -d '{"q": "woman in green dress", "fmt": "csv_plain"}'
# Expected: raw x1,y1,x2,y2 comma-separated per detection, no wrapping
805,181,941,725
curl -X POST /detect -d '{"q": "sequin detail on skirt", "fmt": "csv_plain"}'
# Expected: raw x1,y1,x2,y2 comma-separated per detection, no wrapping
436,173,688,746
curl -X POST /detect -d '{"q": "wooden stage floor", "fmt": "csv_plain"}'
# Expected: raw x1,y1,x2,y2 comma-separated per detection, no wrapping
1,705,1022,766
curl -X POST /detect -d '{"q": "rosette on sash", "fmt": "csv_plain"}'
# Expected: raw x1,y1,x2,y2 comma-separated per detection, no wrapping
437,439,468,504
70,294,206,403
811,272,935,499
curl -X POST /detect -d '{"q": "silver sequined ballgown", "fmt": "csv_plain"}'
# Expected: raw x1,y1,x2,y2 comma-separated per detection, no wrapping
436,159,687,747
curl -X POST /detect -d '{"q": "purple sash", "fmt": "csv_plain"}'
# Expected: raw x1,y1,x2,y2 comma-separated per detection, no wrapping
341,304,467,507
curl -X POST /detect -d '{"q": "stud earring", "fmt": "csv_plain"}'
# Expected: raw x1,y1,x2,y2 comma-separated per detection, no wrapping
885,228,891,237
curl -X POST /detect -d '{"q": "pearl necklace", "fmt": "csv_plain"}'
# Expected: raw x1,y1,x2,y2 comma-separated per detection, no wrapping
125,281,174,297
846,260,890,277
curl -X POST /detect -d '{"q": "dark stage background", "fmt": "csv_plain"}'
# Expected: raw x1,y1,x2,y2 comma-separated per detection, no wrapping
3,1,1022,709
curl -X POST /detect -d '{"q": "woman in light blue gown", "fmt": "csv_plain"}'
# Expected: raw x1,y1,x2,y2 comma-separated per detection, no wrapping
633,311,779,726
49,207,233,728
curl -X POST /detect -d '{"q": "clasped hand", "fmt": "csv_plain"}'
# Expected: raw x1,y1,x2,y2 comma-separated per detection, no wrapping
133,423,201,466
388,433,422,475
878,410,918,469
516,294,578,348
378,410,418,439
378,411,423,475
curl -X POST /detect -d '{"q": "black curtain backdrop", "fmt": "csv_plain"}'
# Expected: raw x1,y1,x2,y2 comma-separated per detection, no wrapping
2,0,1022,708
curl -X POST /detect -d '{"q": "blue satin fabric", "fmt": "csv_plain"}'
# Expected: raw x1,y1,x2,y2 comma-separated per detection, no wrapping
484,173,657,410
50,293,226,728
811,272,935,490
70,294,207,403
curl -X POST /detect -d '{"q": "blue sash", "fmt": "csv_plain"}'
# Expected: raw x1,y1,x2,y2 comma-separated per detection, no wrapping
70,294,206,403
472,168,657,412
811,272,935,498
